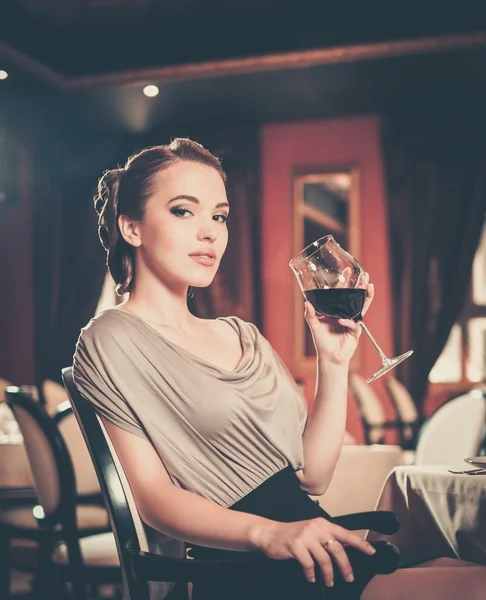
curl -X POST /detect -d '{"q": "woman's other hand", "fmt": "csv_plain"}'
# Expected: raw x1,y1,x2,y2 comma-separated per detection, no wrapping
252,517,376,586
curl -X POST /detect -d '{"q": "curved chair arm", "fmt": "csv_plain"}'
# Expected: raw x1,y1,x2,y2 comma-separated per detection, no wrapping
52,400,73,425
334,511,400,535
127,539,399,587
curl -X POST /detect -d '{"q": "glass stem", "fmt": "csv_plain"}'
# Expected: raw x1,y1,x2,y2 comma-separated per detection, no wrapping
358,321,389,363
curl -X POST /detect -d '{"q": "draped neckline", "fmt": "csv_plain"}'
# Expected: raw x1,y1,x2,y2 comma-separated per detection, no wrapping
104,308,256,379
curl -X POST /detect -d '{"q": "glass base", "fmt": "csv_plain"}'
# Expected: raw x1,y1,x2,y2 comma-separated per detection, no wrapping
365,350,414,384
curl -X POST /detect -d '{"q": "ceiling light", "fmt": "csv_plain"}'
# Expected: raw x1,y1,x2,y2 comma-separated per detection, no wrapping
143,84,159,98
0,70,8,80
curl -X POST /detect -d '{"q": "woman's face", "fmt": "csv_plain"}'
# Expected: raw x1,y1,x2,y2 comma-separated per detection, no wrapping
126,160,229,289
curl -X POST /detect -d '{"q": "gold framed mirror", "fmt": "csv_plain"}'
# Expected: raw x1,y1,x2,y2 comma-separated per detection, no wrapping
292,167,361,372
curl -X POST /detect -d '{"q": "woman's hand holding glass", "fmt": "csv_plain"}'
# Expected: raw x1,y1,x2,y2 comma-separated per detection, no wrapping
253,516,377,586
290,235,413,382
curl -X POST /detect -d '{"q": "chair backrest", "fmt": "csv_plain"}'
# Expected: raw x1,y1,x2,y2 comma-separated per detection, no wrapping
5,387,77,522
62,367,178,600
384,376,421,449
415,389,486,465
349,373,386,444
384,376,418,423
43,379,70,415
55,401,101,496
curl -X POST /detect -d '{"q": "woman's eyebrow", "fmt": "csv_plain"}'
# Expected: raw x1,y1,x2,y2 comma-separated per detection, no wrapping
167,195,229,209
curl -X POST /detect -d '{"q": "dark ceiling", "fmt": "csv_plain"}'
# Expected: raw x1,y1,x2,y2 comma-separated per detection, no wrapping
2,1,486,139
3,1,486,78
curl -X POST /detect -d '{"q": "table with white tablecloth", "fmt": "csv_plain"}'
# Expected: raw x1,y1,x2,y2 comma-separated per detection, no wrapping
369,464,486,565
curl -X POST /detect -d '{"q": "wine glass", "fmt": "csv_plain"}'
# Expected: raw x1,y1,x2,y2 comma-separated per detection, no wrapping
289,234,413,383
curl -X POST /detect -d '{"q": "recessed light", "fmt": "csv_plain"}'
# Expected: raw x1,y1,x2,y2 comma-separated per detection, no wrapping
0,70,8,80
143,84,159,98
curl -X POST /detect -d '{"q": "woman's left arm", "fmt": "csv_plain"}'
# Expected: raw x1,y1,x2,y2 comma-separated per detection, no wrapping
296,276,374,496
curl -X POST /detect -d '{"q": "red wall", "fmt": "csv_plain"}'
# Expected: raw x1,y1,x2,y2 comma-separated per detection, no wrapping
260,116,396,442
0,148,35,384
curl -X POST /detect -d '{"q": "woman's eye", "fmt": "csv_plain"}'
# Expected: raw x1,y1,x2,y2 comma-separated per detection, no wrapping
171,207,191,218
214,214,228,223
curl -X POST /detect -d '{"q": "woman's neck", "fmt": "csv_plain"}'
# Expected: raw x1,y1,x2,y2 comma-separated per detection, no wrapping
120,279,196,332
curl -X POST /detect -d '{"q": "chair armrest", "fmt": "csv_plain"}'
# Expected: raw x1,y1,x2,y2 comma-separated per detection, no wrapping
128,544,284,584
333,511,400,534
52,401,73,425
127,539,400,584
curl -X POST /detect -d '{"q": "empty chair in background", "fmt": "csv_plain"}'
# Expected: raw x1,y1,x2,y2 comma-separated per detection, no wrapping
1,387,119,600
349,373,400,445
42,379,70,415
384,376,425,451
414,389,486,465
54,400,107,525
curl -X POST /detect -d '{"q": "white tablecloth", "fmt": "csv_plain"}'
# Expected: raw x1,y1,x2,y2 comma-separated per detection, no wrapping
312,444,405,516
369,464,486,565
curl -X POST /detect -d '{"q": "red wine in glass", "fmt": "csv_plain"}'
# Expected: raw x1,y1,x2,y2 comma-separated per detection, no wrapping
290,234,413,383
304,288,366,321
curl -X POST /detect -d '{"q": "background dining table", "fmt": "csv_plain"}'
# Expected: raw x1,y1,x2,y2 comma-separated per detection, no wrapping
369,463,486,565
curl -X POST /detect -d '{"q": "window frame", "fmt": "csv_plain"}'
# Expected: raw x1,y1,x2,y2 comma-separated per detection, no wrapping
428,223,486,393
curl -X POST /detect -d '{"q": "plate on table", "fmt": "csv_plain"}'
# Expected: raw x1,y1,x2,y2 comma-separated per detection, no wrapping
464,457,486,467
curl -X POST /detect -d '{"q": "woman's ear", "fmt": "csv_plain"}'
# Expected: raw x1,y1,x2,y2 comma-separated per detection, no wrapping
118,214,142,247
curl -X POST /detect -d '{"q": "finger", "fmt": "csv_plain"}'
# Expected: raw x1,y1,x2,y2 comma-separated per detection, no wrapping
293,547,318,584
331,526,377,556
305,301,331,325
324,539,354,583
362,282,374,317
337,318,360,333
357,270,368,288
304,301,317,321
307,543,335,587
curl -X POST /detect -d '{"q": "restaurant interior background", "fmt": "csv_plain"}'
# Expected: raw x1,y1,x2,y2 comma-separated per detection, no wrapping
1,0,486,443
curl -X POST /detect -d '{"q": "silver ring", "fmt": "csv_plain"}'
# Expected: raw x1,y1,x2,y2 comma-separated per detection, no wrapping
323,536,336,550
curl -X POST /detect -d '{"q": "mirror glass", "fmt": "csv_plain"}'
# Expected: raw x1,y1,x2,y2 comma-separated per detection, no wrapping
292,168,361,370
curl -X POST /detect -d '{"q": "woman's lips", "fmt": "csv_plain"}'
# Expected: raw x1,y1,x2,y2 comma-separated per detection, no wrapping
190,254,216,266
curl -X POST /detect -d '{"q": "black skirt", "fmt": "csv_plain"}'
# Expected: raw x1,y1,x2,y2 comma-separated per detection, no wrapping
189,465,367,600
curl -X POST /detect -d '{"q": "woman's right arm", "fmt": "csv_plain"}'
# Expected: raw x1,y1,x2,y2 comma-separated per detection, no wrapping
103,416,275,552
103,418,376,586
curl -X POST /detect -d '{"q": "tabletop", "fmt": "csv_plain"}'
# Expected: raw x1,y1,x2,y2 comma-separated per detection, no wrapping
369,463,486,565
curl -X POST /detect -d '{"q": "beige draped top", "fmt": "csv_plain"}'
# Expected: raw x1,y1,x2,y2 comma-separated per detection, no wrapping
73,309,308,507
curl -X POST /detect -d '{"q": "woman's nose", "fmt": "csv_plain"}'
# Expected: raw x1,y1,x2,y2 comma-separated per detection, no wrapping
197,224,217,242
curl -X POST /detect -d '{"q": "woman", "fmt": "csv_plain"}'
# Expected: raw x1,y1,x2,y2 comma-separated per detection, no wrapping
73,138,486,600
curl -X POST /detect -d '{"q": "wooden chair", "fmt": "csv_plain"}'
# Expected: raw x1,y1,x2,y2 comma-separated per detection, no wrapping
349,373,401,445
384,376,425,450
62,366,402,600
414,388,486,465
1,387,119,600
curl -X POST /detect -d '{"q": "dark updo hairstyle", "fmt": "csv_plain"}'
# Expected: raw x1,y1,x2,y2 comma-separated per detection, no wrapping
94,138,226,295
